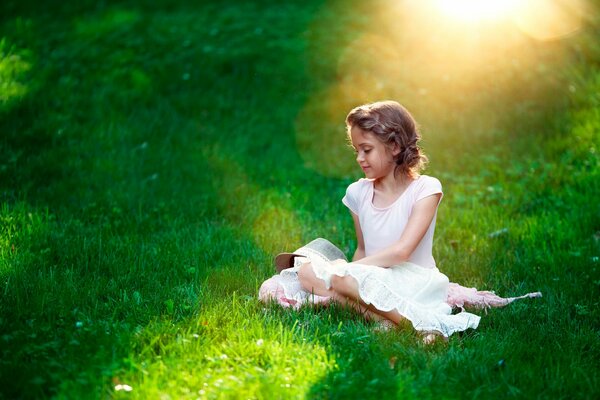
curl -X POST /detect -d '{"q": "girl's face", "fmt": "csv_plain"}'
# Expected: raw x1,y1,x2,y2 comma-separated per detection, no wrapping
350,126,399,181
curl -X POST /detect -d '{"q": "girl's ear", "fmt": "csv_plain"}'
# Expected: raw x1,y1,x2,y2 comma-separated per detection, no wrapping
391,142,401,156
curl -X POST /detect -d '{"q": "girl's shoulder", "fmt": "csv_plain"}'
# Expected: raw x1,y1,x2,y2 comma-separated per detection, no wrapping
343,178,373,208
412,175,443,201
346,178,373,195
415,175,442,188
348,177,372,188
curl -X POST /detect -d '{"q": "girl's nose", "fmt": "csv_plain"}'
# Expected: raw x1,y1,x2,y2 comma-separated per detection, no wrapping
356,152,364,162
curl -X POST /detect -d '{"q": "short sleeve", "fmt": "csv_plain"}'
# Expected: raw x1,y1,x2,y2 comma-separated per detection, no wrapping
342,179,366,215
415,176,443,203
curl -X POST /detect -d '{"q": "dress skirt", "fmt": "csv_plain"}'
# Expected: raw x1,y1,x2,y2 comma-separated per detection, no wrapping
280,257,480,337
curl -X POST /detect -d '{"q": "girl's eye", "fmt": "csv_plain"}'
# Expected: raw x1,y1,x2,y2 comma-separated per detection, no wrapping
364,149,371,154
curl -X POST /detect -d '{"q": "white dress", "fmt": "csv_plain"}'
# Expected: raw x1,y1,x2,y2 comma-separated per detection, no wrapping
281,176,480,337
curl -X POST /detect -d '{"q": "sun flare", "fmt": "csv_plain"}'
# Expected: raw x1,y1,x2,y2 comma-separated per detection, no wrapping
434,0,585,39
435,0,519,21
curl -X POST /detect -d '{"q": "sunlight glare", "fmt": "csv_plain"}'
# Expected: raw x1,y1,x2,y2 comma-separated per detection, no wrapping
435,0,519,21
512,0,585,40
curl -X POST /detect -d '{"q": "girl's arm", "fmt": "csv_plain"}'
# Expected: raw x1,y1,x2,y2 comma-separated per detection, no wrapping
351,193,442,267
350,212,366,261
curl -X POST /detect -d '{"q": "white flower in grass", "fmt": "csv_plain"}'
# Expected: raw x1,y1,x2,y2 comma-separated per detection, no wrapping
256,339,264,346
115,384,133,392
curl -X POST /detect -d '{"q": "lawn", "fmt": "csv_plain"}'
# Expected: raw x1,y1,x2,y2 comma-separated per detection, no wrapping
1,0,599,398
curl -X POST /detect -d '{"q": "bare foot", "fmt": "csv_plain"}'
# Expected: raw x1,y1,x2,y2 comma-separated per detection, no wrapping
373,319,396,332
421,330,447,345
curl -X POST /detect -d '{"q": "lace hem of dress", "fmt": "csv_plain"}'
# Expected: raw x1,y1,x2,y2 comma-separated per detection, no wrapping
308,258,480,337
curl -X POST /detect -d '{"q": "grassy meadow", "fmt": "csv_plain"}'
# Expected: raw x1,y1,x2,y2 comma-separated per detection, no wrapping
1,0,599,398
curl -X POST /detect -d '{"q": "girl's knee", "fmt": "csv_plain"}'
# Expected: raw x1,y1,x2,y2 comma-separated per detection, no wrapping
297,261,314,288
330,274,343,289
330,275,357,297
298,262,333,297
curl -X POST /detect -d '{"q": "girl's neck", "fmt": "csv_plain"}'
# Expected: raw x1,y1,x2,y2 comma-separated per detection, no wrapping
374,172,415,195
371,172,416,208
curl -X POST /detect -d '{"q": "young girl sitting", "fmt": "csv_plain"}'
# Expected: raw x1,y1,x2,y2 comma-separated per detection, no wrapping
296,100,480,341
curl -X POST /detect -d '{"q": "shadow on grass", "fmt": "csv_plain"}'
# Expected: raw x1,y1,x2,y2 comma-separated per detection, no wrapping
0,0,341,397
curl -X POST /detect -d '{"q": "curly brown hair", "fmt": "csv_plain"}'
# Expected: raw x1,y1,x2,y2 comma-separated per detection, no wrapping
345,100,428,178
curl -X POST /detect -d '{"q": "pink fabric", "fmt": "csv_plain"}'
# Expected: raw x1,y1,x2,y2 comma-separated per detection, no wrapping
258,276,330,309
258,276,541,311
446,283,542,311
258,277,299,308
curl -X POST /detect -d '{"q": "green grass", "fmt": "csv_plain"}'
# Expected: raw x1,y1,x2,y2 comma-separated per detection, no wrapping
1,0,599,398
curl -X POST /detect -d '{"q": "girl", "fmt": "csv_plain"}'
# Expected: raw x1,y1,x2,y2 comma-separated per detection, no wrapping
297,100,480,341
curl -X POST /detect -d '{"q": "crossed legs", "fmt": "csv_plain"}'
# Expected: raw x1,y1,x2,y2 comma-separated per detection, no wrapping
296,261,404,326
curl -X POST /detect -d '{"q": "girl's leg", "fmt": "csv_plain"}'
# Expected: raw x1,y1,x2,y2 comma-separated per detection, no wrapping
297,262,388,323
330,274,446,343
297,261,335,297
329,274,406,324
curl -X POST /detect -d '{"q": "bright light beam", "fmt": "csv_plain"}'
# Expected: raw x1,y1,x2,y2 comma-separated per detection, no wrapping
435,0,519,22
